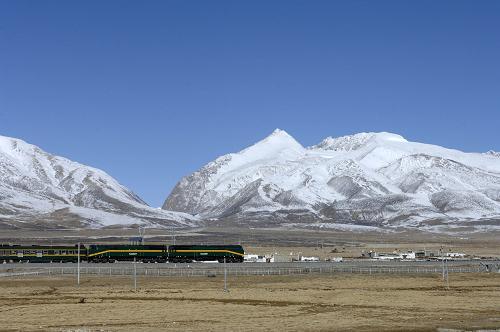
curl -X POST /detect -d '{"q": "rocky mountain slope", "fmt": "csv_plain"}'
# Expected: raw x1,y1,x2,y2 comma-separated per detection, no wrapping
164,129,500,232
0,135,196,229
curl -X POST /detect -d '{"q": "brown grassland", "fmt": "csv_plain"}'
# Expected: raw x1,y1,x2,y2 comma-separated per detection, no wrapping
0,273,499,332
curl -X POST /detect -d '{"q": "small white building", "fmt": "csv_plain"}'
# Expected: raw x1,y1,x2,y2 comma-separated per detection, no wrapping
300,256,320,262
244,254,266,263
399,251,416,260
374,253,400,260
270,254,290,263
373,251,416,260
446,252,466,259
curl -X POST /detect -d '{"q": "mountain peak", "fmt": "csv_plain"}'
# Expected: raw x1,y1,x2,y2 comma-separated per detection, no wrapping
269,128,297,139
245,129,303,153
486,150,500,157
0,134,27,151
270,128,290,136
312,132,407,151
372,132,408,142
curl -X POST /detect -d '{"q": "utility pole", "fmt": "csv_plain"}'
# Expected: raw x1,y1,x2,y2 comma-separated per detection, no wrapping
138,227,146,245
440,246,446,281
133,257,137,292
442,257,445,280
224,257,228,292
171,226,176,245
77,242,80,286
443,258,449,289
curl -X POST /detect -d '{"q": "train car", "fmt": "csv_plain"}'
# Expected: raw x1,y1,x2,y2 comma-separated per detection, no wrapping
0,244,84,263
86,244,168,263
1,243,245,264
168,245,244,263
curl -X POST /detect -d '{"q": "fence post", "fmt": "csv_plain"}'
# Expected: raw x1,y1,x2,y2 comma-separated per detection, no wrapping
223,257,228,293
133,257,137,292
77,242,80,286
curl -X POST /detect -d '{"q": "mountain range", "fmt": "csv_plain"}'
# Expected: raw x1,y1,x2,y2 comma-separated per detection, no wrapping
0,135,195,229
164,129,500,232
2,130,499,232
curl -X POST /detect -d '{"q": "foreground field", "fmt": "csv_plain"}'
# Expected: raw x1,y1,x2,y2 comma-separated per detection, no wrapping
0,273,498,331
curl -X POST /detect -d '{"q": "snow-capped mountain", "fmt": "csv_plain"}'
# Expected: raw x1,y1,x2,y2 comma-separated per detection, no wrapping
0,135,196,229
163,129,500,231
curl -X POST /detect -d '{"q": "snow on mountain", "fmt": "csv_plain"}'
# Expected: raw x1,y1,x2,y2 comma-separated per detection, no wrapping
163,130,500,231
0,135,196,229
486,150,500,158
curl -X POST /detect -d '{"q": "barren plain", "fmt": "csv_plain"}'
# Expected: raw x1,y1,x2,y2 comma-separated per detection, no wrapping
0,273,499,331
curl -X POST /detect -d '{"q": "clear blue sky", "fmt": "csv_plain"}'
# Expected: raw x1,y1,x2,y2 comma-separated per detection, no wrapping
1,1,499,207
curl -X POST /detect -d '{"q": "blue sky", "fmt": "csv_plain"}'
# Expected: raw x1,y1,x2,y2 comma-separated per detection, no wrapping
1,1,499,206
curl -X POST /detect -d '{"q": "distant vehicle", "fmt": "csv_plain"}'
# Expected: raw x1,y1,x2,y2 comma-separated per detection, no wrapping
0,243,244,264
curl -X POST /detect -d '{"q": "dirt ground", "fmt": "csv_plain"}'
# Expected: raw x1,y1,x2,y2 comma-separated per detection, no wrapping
0,273,499,332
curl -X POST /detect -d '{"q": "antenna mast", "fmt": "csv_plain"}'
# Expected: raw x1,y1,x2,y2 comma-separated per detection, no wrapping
138,227,146,245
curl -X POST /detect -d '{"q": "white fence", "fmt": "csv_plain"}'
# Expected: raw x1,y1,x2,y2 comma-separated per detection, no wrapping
0,265,488,278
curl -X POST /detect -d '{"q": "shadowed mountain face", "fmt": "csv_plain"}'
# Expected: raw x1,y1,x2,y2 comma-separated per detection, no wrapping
0,135,196,229
164,129,500,231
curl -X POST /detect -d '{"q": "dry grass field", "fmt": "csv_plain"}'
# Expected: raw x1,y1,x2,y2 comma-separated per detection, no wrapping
0,273,499,331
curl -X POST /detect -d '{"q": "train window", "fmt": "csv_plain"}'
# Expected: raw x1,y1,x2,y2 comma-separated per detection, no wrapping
49,250,54,255
61,250,66,255
43,250,48,254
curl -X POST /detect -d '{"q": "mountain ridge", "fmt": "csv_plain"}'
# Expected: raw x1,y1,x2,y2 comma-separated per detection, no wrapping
0,134,196,229
163,129,500,232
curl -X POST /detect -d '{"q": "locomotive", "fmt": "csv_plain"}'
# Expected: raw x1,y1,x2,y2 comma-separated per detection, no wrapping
0,243,245,263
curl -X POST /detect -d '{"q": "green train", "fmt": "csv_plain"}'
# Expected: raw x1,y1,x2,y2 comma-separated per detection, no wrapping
0,244,245,263
0,244,81,263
